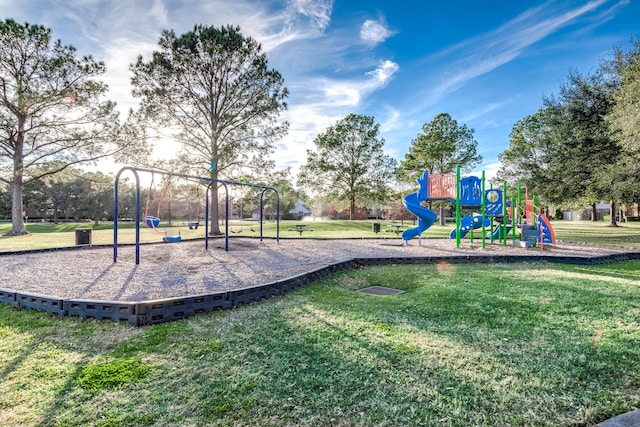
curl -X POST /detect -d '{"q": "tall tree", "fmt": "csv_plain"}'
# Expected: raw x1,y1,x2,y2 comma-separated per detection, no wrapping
495,108,561,205
397,112,481,183
397,112,481,224
130,24,288,234
605,40,640,222
0,19,138,235
297,113,397,220
543,69,620,223
606,39,640,156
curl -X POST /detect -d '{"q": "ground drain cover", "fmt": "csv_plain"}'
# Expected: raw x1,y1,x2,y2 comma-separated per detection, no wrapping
358,286,405,295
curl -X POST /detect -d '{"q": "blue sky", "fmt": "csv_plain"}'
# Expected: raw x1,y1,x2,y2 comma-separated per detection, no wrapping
3,0,638,179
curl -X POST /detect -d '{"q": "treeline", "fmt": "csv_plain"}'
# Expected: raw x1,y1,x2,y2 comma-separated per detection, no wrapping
0,167,135,223
496,39,640,224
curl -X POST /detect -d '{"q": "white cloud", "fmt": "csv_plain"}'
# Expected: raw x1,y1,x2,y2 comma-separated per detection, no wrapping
271,57,399,171
360,18,394,45
459,103,504,124
259,0,333,51
366,60,399,85
286,0,332,33
471,161,502,182
425,0,611,101
149,0,170,26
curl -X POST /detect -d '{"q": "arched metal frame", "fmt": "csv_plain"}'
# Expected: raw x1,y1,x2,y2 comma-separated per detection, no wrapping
114,166,280,264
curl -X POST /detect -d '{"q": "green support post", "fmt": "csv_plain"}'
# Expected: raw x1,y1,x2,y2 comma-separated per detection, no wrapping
490,183,495,244
481,170,486,249
517,183,522,225
456,165,461,248
503,181,508,246
511,196,516,241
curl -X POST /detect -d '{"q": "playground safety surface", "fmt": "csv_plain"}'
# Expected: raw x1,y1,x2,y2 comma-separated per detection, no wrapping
2,236,639,304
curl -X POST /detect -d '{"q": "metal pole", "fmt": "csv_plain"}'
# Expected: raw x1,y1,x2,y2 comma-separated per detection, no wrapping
259,189,264,242
456,165,461,248
113,167,140,264
205,184,210,250
224,183,229,251
503,181,508,246
481,170,486,249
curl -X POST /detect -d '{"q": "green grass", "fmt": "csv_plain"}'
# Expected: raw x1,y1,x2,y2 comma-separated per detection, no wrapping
548,220,640,246
1,261,639,426
2,219,639,252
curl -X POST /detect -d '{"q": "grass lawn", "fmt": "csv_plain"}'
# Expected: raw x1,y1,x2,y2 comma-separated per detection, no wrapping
1,261,639,426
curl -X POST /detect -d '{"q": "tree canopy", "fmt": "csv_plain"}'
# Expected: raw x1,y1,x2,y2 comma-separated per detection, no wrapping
130,24,288,233
496,109,553,193
497,42,640,224
297,113,396,220
397,112,481,183
607,40,640,153
0,19,138,235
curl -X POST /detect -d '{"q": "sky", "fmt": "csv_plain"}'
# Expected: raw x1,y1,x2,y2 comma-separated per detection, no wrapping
3,0,639,180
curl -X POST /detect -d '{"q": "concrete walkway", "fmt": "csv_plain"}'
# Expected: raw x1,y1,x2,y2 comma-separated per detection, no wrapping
598,409,640,427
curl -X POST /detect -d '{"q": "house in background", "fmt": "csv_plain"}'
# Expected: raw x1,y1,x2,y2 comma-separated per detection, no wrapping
563,202,611,221
562,202,639,221
289,200,311,219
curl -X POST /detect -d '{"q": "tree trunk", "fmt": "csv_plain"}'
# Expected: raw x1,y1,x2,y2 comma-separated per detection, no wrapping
350,196,355,220
609,200,618,227
591,203,597,221
209,184,222,235
9,178,28,235
207,155,222,234
439,205,445,226
8,134,28,236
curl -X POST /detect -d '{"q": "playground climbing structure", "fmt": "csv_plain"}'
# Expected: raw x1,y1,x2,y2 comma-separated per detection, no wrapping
402,166,556,249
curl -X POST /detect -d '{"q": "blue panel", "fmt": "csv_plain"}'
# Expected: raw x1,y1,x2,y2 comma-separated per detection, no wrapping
485,189,503,216
459,176,482,206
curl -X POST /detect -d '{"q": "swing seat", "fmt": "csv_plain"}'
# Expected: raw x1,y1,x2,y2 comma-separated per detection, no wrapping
145,216,160,228
162,235,182,243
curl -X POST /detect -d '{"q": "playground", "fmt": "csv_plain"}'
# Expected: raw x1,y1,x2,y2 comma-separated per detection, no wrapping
401,167,556,249
2,167,640,425
1,167,640,325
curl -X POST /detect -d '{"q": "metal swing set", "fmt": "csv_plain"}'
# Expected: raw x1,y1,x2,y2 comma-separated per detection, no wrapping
113,166,280,265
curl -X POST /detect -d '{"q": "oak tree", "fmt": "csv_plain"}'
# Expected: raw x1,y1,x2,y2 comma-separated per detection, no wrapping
298,114,396,220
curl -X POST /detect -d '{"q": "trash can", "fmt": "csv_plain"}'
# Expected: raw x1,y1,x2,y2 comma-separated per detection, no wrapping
75,228,92,246
372,222,381,233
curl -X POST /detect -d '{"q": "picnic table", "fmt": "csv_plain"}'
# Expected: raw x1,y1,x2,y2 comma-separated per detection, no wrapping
288,224,313,236
387,224,406,235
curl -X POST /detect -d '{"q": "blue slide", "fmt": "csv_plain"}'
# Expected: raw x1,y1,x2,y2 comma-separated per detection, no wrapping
402,192,438,241
492,224,512,240
450,215,491,239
